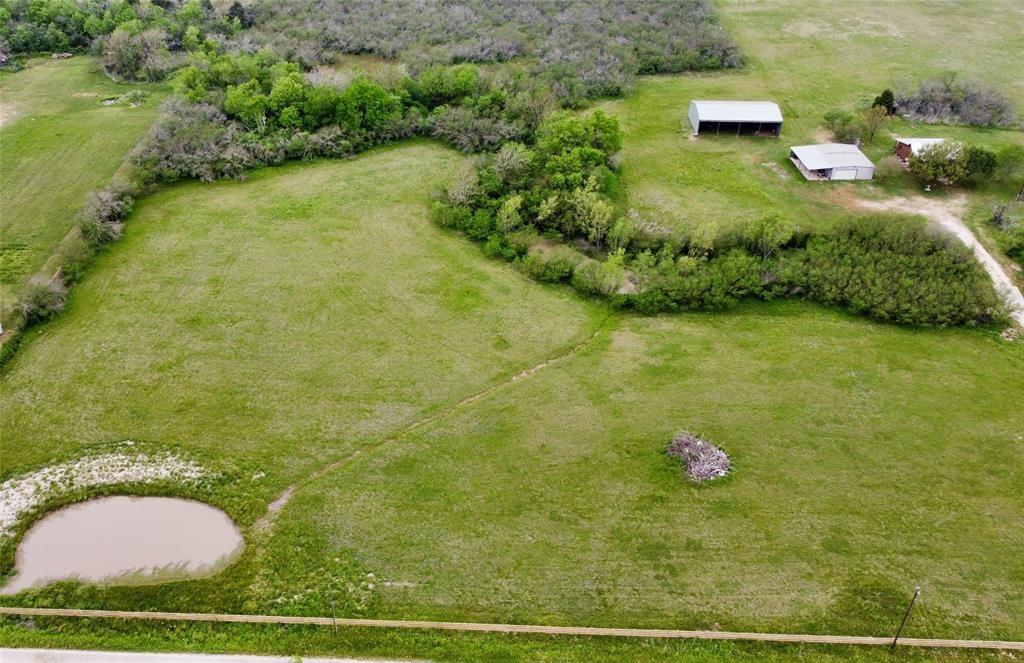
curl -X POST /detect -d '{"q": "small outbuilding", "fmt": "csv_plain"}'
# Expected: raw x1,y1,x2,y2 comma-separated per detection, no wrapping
688,100,783,136
894,137,945,162
790,143,874,181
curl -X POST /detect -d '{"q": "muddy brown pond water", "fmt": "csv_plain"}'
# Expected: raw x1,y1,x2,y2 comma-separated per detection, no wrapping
1,496,244,594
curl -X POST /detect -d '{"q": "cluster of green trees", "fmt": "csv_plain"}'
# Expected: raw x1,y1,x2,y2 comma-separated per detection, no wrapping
177,51,401,135
431,110,622,256
129,53,563,183
907,141,1010,186
1,0,151,54
431,115,1001,326
0,0,243,80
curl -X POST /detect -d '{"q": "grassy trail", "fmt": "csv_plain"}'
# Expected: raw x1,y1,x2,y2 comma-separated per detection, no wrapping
256,315,617,531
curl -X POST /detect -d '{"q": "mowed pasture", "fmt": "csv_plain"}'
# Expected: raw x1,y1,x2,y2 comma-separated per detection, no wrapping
277,306,1024,637
1,141,1022,643
600,0,1024,236
0,142,604,495
0,57,165,312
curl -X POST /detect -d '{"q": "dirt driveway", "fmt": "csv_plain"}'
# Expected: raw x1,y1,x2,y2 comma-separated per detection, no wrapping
852,194,1024,327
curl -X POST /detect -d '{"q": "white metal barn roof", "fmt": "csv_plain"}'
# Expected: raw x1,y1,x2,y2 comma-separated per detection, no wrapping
690,100,783,123
895,137,945,154
790,143,873,171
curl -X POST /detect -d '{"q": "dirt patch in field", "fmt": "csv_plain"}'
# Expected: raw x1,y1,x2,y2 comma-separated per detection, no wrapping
784,17,903,40
761,161,790,180
811,127,833,143
0,104,15,129
528,238,562,254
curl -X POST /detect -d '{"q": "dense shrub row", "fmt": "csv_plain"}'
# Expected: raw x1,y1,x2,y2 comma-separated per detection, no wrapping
785,220,998,326
896,75,1019,128
132,52,557,182
431,113,1001,326
246,0,740,103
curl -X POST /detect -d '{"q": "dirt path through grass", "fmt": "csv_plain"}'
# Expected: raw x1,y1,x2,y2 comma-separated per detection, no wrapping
852,194,1024,326
254,317,613,532
0,102,15,128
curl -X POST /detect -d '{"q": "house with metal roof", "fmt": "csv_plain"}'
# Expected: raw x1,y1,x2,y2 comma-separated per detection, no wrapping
789,143,874,180
894,137,945,162
687,100,783,136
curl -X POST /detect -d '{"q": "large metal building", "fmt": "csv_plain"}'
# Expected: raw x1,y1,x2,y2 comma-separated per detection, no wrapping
789,143,875,181
687,100,783,136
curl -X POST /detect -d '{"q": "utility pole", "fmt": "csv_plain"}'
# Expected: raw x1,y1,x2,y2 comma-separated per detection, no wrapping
891,586,921,649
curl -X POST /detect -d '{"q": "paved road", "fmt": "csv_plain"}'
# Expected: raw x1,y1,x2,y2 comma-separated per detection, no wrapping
0,649,419,663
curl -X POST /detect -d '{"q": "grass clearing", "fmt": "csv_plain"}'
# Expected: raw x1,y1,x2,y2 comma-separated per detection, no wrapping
0,141,603,499
277,304,1024,637
597,1,1024,236
0,57,166,313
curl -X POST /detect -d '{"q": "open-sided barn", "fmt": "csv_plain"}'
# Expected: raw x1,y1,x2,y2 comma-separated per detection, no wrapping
687,100,783,136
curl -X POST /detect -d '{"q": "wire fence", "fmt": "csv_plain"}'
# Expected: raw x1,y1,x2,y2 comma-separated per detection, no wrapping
1,606,1021,651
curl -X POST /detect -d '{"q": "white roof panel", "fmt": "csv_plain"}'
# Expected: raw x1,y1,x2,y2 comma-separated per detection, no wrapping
790,143,874,170
690,100,783,123
895,137,945,154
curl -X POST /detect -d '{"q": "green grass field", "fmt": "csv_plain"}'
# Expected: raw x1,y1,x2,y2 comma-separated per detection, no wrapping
0,142,603,486
0,57,165,314
2,143,1021,644
2,2,1024,661
598,0,1024,236
273,306,1024,636
1,143,1021,659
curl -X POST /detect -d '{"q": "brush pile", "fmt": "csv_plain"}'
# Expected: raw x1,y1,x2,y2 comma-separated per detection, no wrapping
667,432,730,483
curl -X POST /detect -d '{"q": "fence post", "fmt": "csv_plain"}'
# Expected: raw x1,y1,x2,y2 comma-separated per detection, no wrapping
891,586,921,649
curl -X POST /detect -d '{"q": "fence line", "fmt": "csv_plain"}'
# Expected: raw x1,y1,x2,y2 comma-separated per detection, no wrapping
1,606,1022,651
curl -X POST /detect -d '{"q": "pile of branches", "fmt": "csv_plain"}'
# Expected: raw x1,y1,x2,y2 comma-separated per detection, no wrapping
667,432,730,483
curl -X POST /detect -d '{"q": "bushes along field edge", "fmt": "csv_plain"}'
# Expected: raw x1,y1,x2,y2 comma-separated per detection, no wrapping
1,55,1011,365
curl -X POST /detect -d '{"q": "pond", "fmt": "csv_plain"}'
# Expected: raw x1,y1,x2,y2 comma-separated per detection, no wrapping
1,496,244,594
